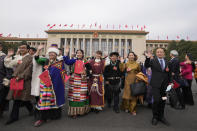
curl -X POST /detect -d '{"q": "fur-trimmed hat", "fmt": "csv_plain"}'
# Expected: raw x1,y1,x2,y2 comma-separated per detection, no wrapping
46,44,59,55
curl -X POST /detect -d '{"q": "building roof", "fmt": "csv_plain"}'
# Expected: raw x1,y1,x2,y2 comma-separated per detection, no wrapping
0,37,47,41
45,29,149,35
146,40,180,43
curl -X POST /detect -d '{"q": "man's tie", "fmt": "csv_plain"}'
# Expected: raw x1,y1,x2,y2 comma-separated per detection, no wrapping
160,59,164,70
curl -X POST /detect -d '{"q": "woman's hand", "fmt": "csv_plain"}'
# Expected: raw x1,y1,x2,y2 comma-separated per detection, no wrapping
38,45,44,51
145,51,153,59
120,57,124,63
127,67,131,72
64,47,70,56
7,50,14,58
35,45,44,56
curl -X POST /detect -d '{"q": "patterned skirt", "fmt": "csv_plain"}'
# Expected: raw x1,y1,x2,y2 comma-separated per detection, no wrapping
36,80,58,110
68,74,89,116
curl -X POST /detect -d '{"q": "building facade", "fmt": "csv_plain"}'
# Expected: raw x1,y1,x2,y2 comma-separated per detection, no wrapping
1,30,187,62
46,30,148,62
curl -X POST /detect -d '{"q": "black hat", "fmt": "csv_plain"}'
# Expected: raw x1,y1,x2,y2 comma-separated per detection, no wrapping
109,52,119,57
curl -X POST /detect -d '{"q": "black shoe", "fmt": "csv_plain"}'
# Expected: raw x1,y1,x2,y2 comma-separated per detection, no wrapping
95,109,100,114
152,118,158,126
147,104,152,109
114,108,120,113
5,118,18,125
29,110,34,116
108,104,111,108
175,105,185,110
159,117,170,126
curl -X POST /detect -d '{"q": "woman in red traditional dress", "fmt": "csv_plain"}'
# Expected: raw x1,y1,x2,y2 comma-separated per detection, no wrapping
88,51,105,113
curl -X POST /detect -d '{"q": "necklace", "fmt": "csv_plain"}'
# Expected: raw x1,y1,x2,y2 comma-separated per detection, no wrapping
110,61,117,66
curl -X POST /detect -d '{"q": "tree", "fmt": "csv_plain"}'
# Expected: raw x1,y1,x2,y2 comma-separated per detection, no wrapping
0,41,21,54
166,40,197,61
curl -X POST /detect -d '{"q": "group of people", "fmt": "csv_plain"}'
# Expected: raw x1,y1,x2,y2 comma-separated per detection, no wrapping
0,41,196,127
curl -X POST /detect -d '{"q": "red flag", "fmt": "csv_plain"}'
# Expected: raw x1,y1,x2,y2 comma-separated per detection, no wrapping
59,24,61,27
144,25,146,29
176,35,180,39
141,27,143,31
125,24,128,28
7,33,11,37
47,24,50,27
167,36,168,40
137,25,139,29
119,24,121,29
95,22,97,27
64,24,67,27
49,24,56,29
70,24,73,27
99,24,101,29
0,33,3,37
82,24,85,28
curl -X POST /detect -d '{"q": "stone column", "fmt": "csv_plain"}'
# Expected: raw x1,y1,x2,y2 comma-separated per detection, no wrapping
119,38,121,55
70,38,73,57
99,38,101,50
125,38,128,56
106,37,109,55
112,38,115,52
76,37,79,49
64,38,67,55
83,37,85,52
90,37,93,57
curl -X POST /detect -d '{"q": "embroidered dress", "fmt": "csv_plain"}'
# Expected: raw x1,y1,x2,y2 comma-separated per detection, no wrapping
88,59,105,109
68,59,90,116
35,56,75,120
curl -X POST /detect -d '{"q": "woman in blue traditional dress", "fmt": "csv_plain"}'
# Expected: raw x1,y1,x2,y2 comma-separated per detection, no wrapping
33,45,74,127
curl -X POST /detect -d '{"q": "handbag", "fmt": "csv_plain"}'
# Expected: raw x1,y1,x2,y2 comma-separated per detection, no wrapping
10,78,24,90
178,77,189,87
130,78,147,96
39,70,52,87
168,88,179,108
173,80,180,89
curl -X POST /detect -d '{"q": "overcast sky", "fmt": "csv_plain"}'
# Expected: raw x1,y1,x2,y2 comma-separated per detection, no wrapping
1,0,197,40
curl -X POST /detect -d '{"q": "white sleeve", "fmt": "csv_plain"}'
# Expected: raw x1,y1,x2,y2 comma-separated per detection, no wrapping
4,55,19,68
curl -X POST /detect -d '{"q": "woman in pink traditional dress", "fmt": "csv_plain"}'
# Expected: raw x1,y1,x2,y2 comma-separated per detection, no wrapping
88,51,105,113
68,49,91,119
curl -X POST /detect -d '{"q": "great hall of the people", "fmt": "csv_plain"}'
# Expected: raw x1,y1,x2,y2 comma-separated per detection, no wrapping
0,30,181,62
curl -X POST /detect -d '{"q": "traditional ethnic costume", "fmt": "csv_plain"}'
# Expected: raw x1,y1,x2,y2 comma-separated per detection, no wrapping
68,58,90,117
34,47,75,125
88,58,105,112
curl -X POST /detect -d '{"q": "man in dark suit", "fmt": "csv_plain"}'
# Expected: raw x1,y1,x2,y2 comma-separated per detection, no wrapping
145,48,172,126
168,50,185,109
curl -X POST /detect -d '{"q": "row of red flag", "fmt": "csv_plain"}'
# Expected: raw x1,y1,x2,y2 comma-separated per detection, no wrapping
0,33,41,38
46,24,147,31
0,32,190,40
154,35,190,40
